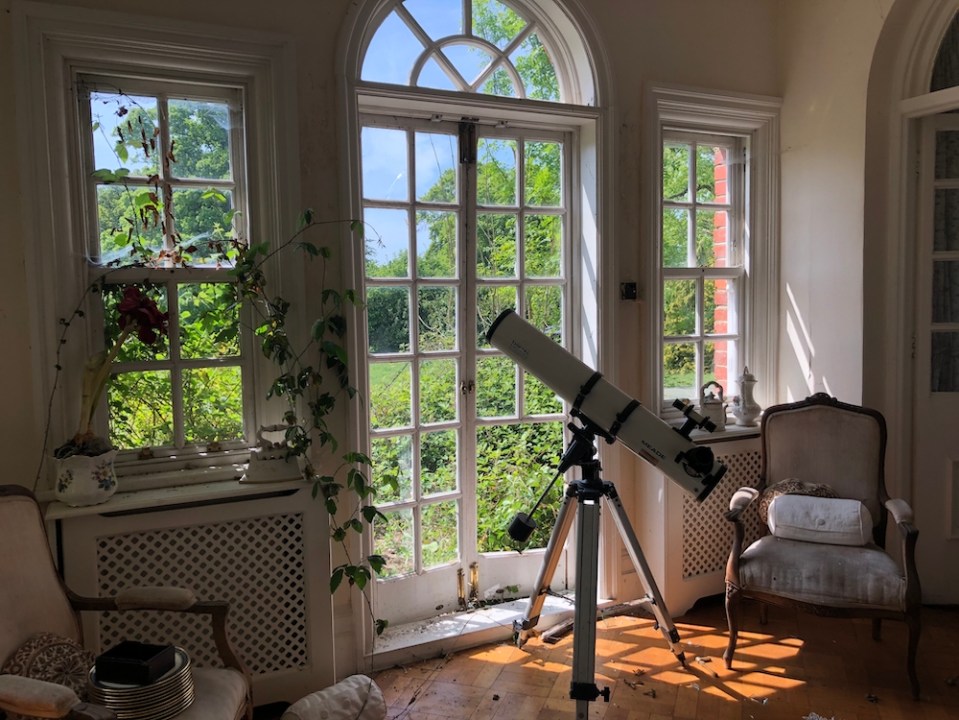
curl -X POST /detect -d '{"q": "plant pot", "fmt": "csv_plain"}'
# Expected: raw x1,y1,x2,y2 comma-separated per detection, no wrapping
55,450,118,507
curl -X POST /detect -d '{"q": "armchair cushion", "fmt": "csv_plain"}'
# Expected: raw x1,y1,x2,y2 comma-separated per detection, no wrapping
740,536,906,610
767,495,874,546
1,632,94,716
757,478,839,523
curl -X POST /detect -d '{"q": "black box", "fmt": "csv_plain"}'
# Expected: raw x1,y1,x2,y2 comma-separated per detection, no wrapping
95,641,176,685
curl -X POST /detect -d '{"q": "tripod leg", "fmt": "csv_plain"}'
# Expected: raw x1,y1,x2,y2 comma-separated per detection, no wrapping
604,486,687,666
513,487,578,647
570,494,609,717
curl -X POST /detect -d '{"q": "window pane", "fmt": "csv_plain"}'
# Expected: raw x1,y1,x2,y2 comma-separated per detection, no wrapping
524,214,562,277
934,189,959,251
704,278,737,335
417,56,458,91
97,184,163,261
476,285,517,348
183,366,243,444
418,286,457,351
168,99,232,181
367,287,411,353
696,145,729,203
172,188,235,264
662,208,690,268
932,332,959,392
406,0,461,38
103,284,169,361
663,279,697,336
525,371,562,415
510,33,559,101
932,261,959,323
90,91,158,176
420,358,456,424
476,356,516,417
372,434,413,504
663,143,690,202
361,11,424,85
476,357,517,417
416,210,457,277
525,141,561,206
421,430,457,494
478,138,517,205
365,207,411,278
473,0,526,50
370,361,412,430
482,66,517,98
362,127,408,201
108,370,173,448
179,283,239,359
374,508,414,578
663,342,696,404
415,132,457,202
422,500,459,567
475,421,563,552
705,340,737,398
444,43,491,86
477,213,517,277
525,285,563,343
936,130,959,179
696,209,730,268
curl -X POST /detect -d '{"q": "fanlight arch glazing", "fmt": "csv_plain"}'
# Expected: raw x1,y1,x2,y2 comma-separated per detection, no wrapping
361,0,565,102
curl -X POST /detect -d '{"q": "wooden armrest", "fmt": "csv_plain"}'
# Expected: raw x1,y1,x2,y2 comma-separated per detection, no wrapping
66,589,248,679
885,498,915,526
0,674,79,717
726,487,759,520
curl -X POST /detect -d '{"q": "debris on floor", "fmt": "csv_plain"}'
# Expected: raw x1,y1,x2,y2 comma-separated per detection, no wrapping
865,693,879,703
802,713,835,720
947,675,958,686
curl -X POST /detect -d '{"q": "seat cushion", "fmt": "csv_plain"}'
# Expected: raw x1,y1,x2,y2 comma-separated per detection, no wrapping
282,675,386,720
175,667,249,720
739,536,906,610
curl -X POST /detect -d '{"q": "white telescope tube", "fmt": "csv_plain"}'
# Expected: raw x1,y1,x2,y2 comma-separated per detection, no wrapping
486,309,724,501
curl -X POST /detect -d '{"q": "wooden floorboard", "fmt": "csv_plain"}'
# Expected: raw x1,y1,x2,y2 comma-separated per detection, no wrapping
372,595,959,719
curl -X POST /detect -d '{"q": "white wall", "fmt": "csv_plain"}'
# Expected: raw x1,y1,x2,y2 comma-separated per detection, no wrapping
775,0,895,405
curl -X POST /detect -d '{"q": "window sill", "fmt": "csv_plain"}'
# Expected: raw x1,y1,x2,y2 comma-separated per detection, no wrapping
43,476,307,521
688,423,760,444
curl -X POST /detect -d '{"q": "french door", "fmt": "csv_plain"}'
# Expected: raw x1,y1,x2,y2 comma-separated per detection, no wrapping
913,114,959,603
360,114,575,624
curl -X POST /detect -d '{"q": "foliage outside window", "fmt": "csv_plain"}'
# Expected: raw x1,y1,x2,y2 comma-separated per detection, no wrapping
661,132,745,413
81,77,250,454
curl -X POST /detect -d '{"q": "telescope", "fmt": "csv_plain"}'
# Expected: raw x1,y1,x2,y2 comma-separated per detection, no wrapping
486,309,725,501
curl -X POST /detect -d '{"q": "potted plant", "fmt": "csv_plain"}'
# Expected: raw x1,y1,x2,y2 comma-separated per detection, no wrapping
52,285,169,507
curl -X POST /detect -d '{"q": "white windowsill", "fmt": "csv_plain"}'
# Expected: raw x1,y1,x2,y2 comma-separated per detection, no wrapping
43,477,308,521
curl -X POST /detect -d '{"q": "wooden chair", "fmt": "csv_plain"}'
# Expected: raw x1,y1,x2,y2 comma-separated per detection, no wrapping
723,393,921,699
0,484,253,719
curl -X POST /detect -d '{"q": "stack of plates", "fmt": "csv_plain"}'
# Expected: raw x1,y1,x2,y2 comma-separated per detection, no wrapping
87,646,194,720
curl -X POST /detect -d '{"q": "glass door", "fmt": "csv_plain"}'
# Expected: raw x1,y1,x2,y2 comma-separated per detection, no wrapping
361,115,574,624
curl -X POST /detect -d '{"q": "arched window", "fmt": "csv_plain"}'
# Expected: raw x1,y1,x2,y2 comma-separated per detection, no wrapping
346,0,602,627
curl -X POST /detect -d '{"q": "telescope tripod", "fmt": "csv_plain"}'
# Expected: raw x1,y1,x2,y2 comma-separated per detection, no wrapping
513,423,686,718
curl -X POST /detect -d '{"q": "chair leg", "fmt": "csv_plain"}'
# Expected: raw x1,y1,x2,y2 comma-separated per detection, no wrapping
724,582,741,669
759,602,768,626
907,611,921,700
872,618,881,641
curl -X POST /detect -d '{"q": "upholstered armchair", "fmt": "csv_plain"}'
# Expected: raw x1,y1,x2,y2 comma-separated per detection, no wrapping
0,484,253,720
723,393,921,699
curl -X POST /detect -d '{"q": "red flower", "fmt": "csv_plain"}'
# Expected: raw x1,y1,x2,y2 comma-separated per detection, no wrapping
116,286,169,345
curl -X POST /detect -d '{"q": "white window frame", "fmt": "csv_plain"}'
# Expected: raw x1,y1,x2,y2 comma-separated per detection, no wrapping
646,85,781,422
14,2,300,492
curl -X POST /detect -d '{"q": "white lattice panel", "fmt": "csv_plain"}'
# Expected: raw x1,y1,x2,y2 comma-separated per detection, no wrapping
56,486,333,704
95,512,308,674
682,447,764,579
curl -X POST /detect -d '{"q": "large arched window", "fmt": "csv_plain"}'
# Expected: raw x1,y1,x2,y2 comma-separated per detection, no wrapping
344,0,603,627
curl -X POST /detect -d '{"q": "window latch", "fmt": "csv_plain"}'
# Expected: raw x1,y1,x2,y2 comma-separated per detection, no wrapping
460,379,475,395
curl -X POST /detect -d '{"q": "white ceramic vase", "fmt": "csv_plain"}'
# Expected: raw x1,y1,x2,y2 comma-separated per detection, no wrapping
731,366,762,427
55,450,118,507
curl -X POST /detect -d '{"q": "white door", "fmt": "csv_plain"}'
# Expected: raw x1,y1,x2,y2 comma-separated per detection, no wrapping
913,114,959,603
361,116,575,624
